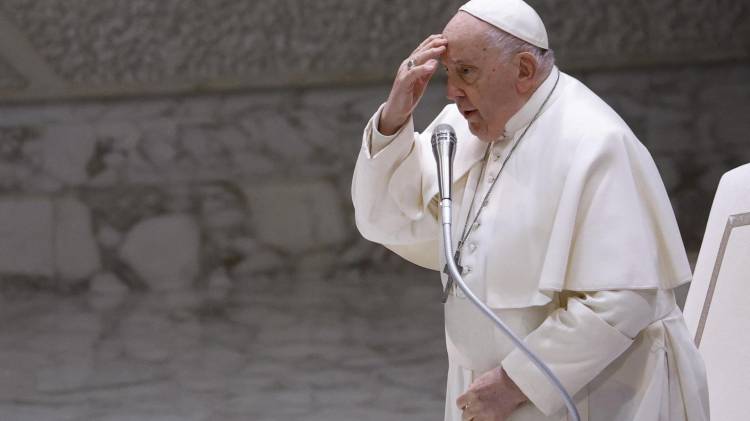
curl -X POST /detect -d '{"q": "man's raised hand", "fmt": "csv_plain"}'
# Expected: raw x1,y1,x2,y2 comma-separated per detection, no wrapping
378,34,448,135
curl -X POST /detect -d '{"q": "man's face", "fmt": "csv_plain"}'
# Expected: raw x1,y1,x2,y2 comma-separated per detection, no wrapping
441,13,524,142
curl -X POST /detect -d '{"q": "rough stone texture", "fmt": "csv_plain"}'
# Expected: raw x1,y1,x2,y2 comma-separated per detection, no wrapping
0,197,54,276
577,63,750,247
0,0,745,99
244,180,348,254
0,55,26,91
0,0,462,90
531,0,750,68
54,195,101,281
0,62,746,258
119,214,201,291
39,124,97,185
89,271,128,294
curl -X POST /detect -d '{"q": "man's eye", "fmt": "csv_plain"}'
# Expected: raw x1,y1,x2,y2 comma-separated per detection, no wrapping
458,66,478,83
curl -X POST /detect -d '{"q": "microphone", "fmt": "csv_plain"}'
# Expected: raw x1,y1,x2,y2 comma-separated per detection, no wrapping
431,124,457,202
430,123,581,421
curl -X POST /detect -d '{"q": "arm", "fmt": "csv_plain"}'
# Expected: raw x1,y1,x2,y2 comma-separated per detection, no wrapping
351,34,447,271
500,289,658,416
352,104,441,270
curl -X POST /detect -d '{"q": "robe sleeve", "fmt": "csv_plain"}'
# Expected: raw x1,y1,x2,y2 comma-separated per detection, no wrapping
501,289,658,416
351,104,441,271
369,111,401,156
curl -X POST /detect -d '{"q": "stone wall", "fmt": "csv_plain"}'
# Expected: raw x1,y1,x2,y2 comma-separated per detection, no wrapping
0,88,397,292
0,3,746,419
0,0,746,100
1,59,748,293
0,0,747,293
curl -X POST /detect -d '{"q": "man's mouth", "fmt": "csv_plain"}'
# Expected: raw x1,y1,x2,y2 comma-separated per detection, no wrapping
461,109,478,119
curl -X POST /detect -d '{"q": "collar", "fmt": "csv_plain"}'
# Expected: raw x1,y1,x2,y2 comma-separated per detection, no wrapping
503,65,560,138
434,66,560,203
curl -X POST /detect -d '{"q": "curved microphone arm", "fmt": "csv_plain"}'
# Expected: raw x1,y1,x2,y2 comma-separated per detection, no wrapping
438,199,581,421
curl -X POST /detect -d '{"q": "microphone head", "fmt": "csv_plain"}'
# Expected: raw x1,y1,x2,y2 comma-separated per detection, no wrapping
431,124,457,201
431,124,457,148
431,123,457,162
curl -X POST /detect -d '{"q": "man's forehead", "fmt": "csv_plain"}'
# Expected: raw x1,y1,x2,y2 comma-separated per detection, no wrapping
440,45,483,67
441,12,491,64
443,11,490,41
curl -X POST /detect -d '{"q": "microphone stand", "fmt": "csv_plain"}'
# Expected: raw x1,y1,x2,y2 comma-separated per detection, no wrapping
437,182,581,421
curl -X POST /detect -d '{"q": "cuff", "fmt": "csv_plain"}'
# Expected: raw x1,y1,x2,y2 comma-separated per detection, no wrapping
363,103,414,159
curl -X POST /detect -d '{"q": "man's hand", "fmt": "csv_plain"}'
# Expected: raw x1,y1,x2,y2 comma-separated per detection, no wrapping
456,367,527,421
378,34,447,135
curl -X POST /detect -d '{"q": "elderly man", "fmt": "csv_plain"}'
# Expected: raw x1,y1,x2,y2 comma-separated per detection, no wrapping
351,0,709,420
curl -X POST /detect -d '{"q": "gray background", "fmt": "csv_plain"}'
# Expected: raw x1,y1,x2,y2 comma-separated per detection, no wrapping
0,1,747,420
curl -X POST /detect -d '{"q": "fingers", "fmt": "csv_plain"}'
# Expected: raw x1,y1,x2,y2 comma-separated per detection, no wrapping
401,43,443,84
409,45,446,69
456,394,467,411
400,34,446,83
406,59,438,81
409,36,447,66
381,35,446,130
412,33,446,55
457,390,480,419
456,390,473,411
461,402,481,421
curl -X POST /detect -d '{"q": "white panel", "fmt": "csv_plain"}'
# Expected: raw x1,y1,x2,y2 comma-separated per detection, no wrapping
697,224,750,421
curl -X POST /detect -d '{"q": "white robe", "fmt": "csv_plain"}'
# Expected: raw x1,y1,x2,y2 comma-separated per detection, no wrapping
351,67,709,420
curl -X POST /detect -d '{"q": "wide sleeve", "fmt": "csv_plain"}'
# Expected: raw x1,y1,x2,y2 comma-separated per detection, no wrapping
501,289,658,416
351,104,441,270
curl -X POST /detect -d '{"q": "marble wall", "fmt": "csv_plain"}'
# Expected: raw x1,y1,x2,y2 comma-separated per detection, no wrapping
0,0,746,99
0,60,748,292
0,1,746,419
0,1,744,291
0,86,395,291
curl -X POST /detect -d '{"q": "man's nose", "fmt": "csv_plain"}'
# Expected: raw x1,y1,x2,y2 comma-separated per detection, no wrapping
446,80,465,102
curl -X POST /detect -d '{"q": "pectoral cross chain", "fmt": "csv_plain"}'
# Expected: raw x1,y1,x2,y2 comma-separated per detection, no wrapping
441,250,462,303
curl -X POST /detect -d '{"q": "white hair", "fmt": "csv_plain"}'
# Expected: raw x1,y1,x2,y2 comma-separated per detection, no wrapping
484,26,555,80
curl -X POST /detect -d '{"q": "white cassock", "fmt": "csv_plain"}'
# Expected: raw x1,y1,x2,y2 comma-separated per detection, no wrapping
351,67,710,420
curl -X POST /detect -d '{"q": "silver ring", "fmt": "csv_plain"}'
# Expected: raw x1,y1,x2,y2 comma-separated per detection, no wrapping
407,58,417,70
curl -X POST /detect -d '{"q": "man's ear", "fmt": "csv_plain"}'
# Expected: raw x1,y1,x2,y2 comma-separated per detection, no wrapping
515,52,538,94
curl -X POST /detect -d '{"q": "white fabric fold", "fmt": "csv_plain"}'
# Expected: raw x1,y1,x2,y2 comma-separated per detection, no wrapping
353,69,691,307
501,290,655,416
351,68,708,421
